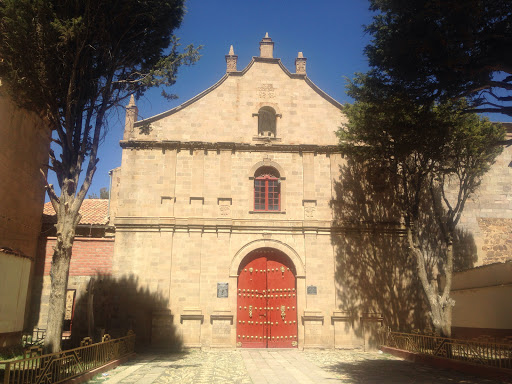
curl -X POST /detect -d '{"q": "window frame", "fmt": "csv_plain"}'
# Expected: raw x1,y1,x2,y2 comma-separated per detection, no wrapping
254,173,281,212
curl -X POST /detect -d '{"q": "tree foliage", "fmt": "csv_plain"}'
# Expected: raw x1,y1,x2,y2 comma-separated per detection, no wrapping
339,75,505,336
87,187,108,199
0,0,200,352
365,0,512,116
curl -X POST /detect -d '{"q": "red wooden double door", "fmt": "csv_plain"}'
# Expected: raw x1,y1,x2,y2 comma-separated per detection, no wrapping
237,250,297,348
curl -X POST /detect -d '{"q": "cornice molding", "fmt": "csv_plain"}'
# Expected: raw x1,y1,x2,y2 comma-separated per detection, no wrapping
120,140,342,154
113,216,403,235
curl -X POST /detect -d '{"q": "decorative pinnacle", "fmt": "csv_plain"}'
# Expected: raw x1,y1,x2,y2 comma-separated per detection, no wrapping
259,32,274,58
295,51,307,74
128,94,136,107
225,45,238,72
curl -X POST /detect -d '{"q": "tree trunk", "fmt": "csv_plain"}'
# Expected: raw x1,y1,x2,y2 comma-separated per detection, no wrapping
440,238,454,338
406,225,454,338
44,217,76,353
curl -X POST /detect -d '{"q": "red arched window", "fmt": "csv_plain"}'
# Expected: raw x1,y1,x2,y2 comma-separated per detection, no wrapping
254,167,280,211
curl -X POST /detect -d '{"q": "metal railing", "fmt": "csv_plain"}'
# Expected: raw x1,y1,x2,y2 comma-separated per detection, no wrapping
380,329,512,370
0,331,135,384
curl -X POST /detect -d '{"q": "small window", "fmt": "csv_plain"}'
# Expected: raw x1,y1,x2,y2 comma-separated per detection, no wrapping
258,107,276,137
254,167,280,211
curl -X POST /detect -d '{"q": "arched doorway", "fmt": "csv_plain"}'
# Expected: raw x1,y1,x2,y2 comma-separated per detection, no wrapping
236,248,298,348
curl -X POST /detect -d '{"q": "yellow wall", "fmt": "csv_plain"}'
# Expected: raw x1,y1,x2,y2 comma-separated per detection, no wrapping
451,262,512,330
0,252,32,346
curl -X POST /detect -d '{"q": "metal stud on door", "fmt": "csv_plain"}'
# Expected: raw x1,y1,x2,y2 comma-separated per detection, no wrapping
267,258,297,348
237,250,297,348
237,255,267,347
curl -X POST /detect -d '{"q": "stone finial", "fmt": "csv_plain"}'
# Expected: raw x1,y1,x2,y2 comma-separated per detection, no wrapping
225,45,238,73
259,32,274,58
123,94,138,140
295,51,307,75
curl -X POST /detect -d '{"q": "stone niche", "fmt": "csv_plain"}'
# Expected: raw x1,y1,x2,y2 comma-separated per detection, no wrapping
151,309,176,348
331,311,362,350
210,310,234,347
302,309,324,348
362,313,383,351
180,308,203,347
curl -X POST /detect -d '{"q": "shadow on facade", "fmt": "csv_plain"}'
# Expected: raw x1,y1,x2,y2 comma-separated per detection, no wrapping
68,274,182,352
330,161,477,348
25,236,49,337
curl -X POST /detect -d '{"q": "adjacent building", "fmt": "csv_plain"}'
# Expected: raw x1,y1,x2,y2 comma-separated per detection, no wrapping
0,83,51,347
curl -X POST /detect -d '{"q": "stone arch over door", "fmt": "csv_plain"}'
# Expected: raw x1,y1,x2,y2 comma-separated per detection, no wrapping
230,239,305,278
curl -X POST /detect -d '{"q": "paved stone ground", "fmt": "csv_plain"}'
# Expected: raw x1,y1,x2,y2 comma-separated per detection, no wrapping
86,349,505,384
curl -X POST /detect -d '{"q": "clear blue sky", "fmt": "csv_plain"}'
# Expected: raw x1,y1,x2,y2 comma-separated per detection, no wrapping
47,0,509,199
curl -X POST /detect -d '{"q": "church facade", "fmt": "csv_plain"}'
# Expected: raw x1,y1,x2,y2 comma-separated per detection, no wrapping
111,34,381,349
111,34,512,349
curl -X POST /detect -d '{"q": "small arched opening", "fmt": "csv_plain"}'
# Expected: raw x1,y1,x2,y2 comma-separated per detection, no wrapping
257,106,277,137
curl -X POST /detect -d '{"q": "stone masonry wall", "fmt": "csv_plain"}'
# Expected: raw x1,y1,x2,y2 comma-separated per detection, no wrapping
477,218,512,265
127,60,344,146
456,143,512,266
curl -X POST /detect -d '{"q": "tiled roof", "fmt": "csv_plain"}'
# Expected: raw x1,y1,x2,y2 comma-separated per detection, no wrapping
43,199,109,225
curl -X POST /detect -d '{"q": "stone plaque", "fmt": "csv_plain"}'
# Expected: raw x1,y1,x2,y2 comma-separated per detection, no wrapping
64,290,76,320
217,283,228,298
258,83,275,98
307,285,317,295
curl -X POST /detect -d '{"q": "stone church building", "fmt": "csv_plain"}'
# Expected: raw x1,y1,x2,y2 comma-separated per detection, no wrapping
112,34,370,349
29,34,511,350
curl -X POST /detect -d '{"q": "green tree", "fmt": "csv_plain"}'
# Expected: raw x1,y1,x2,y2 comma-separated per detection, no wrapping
88,187,109,199
0,0,200,352
99,187,109,200
365,0,512,116
339,75,505,336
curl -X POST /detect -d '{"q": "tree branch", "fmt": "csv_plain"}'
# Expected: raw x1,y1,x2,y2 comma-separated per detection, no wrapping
40,169,60,211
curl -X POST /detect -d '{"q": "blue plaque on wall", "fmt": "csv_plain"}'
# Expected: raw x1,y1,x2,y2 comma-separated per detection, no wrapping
217,283,228,298
307,285,317,295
